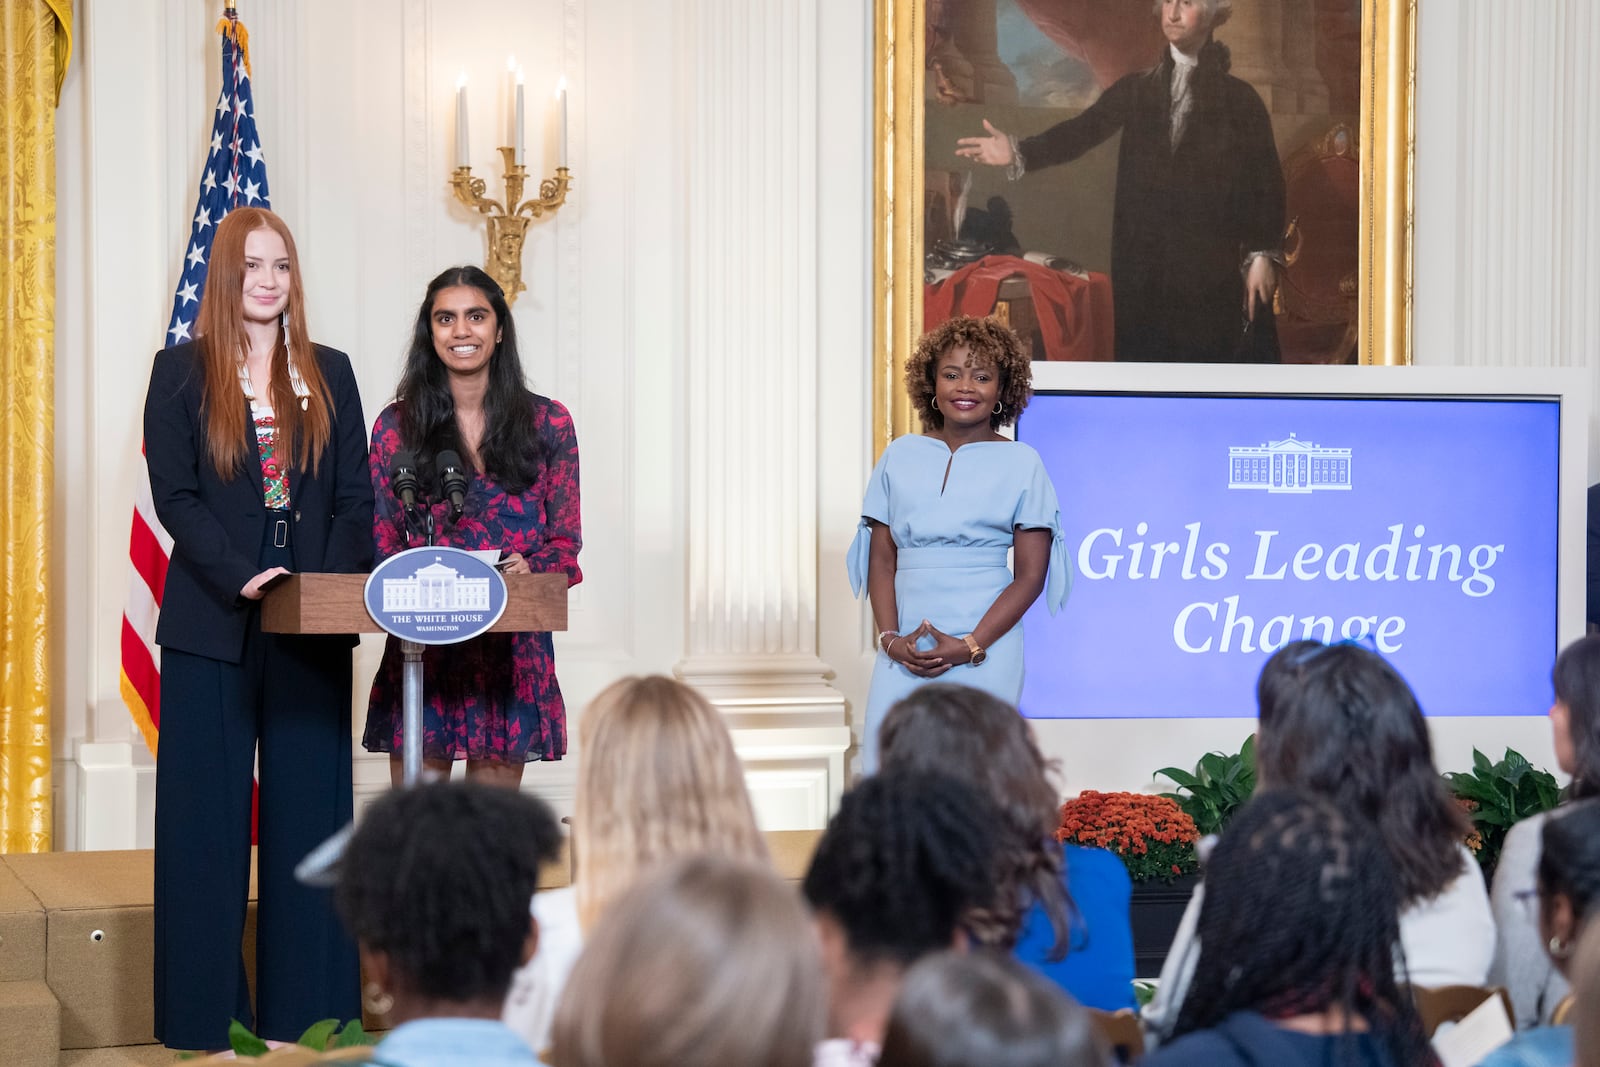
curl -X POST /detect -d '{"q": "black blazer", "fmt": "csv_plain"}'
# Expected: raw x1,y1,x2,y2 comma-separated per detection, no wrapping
143,341,374,663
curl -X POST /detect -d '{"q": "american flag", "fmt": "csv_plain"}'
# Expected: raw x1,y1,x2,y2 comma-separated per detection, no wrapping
121,13,271,753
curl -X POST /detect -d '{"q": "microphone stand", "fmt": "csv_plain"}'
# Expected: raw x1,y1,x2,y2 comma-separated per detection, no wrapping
397,494,435,787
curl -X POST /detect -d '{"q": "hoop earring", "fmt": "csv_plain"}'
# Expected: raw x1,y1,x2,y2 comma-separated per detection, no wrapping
930,398,941,416
993,400,1003,415
1550,936,1572,960
363,981,395,1017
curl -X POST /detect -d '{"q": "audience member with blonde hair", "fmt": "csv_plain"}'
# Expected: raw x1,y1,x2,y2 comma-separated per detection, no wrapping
548,855,826,1067
503,675,767,1052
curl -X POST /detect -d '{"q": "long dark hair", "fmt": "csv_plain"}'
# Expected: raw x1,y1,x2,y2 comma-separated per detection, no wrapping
1173,790,1435,1067
878,684,1076,960
1553,636,1600,800
395,265,542,493
1255,641,1470,906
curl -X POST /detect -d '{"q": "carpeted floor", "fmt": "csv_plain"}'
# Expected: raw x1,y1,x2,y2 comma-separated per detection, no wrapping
60,1047,185,1065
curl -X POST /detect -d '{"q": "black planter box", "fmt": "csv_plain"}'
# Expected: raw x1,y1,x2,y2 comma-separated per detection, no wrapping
1129,873,1199,979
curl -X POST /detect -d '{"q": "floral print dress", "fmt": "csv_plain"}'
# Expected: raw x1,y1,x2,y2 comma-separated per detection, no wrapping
363,394,582,762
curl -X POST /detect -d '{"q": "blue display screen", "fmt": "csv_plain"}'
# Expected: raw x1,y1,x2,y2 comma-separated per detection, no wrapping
1016,393,1560,718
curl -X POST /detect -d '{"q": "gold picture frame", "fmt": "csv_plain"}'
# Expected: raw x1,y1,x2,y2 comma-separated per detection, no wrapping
872,0,1416,453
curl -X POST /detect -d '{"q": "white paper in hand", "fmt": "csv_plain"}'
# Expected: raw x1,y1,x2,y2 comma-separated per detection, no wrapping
1431,992,1514,1067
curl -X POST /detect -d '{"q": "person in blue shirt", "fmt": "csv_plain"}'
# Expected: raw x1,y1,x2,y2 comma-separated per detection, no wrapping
334,781,563,1067
879,684,1137,1011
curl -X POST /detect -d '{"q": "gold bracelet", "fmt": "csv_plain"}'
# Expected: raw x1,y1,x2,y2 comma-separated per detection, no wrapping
878,629,901,654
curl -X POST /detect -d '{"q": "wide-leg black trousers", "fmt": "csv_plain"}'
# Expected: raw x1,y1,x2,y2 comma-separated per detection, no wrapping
153,616,360,1049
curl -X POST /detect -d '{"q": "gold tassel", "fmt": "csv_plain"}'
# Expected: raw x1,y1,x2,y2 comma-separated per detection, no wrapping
215,14,252,78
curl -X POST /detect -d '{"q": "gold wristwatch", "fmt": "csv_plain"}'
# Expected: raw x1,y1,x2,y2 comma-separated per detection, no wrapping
961,633,987,666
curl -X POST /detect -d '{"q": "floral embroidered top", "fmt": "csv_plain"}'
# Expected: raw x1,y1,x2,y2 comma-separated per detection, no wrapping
238,360,307,509
252,414,291,509
363,393,582,763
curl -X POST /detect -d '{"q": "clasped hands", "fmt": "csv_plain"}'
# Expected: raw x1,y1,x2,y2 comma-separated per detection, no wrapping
885,620,974,677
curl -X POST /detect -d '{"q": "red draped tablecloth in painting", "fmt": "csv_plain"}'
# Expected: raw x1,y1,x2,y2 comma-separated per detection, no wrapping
926,255,1114,362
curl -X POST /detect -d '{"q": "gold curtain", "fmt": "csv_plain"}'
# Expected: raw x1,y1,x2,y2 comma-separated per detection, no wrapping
0,0,71,853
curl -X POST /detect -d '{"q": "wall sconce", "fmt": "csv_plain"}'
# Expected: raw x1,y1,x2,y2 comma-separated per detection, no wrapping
448,67,571,304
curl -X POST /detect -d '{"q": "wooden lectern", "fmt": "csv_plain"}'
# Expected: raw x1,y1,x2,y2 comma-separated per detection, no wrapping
260,572,569,636
261,572,569,785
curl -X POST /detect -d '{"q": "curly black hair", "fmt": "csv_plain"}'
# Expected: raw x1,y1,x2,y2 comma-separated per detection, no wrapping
906,317,1033,432
1172,790,1435,1067
334,781,562,1004
802,770,1000,967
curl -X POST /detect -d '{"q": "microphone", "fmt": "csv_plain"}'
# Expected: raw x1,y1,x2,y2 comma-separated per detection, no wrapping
438,449,469,522
391,451,423,513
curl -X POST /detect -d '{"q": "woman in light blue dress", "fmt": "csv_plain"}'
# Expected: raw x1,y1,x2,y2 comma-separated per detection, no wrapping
848,317,1070,771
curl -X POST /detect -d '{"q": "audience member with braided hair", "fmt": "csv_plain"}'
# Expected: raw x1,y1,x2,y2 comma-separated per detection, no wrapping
877,950,1110,1067
1147,640,1492,1040
803,770,1003,1065
502,675,768,1054
1142,790,1436,1067
548,855,825,1067
1492,633,1600,1027
1479,800,1600,1066
333,781,563,1067
878,684,1136,1011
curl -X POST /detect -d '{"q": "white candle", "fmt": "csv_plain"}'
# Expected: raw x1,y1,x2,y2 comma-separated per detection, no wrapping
556,75,569,169
514,66,526,166
455,71,469,168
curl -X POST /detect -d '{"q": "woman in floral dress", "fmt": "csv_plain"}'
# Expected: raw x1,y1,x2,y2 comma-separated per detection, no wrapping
365,265,581,786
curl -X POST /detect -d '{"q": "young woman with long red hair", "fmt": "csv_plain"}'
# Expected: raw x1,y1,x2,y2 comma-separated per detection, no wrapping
143,207,372,1050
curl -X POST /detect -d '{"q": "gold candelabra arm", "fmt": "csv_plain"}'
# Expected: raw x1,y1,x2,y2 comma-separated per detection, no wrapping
516,168,572,219
449,165,505,216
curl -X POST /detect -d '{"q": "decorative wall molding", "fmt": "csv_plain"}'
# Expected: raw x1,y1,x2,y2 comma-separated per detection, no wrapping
674,0,851,822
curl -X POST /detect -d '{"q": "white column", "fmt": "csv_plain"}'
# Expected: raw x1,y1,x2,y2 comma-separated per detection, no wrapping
675,0,851,830
1416,0,1600,388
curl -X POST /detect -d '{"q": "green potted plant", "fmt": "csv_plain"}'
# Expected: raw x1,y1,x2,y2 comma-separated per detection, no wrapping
1155,734,1256,838
1443,747,1561,879
222,1017,375,1059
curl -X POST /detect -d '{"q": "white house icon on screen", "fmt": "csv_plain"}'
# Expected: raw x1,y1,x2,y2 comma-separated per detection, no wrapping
382,558,493,611
1228,434,1352,494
